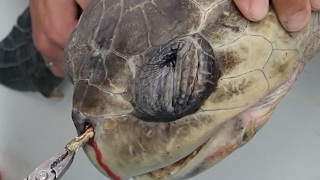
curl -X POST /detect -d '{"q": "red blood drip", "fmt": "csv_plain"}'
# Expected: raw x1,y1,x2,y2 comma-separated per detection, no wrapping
88,139,121,180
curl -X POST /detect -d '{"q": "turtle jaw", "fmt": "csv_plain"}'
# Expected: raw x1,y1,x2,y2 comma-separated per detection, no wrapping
133,115,258,180
70,108,223,180
70,107,263,180
71,109,131,180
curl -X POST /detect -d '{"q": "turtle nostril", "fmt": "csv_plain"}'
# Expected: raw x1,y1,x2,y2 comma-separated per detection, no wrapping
72,109,93,134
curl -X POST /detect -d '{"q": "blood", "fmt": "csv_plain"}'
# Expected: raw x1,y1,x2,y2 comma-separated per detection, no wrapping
82,123,121,180
88,139,121,180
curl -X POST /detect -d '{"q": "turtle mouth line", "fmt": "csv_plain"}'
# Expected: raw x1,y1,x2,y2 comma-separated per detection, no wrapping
142,138,209,179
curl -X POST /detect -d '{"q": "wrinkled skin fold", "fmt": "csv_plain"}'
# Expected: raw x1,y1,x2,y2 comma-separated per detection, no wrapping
63,0,320,179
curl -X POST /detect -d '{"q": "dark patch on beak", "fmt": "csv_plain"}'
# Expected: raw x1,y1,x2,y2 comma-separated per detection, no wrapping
72,109,95,135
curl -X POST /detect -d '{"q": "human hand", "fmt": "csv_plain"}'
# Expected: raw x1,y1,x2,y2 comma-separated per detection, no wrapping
29,0,91,77
233,0,320,32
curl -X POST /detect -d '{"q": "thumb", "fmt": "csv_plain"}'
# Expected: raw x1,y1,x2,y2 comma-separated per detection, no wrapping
272,0,311,32
233,0,269,21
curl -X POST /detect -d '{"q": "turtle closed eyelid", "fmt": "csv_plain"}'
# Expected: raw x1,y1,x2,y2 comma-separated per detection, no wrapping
130,34,222,122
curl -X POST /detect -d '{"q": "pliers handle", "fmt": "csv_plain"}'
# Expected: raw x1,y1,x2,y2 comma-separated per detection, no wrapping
23,150,75,180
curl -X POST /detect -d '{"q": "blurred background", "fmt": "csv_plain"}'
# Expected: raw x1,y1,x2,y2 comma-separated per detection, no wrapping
0,0,320,180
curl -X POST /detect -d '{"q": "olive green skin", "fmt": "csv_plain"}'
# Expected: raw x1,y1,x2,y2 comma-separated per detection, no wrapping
64,0,320,179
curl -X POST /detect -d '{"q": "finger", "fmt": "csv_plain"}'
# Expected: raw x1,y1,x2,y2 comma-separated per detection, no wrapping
32,29,65,62
233,0,269,21
76,0,92,9
30,0,66,71
50,62,66,77
272,0,311,32
310,0,320,10
43,54,66,77
32,26,66,74
44,0,79,49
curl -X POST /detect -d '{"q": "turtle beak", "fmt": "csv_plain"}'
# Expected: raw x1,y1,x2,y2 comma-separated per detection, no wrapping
71,109,133,180
71,109,91,135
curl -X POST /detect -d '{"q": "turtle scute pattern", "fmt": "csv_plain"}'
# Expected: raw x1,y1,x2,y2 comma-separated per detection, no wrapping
64,0,320,179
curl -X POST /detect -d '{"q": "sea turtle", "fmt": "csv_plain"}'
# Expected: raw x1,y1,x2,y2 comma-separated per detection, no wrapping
65,0,320,179
1,0,320,179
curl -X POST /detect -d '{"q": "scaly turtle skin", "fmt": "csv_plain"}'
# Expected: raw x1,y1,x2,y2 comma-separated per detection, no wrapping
0,8,64,98
65,0,320,179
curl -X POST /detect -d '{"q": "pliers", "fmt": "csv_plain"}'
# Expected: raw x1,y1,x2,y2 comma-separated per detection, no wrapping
23,150,75,180
23,126,94,180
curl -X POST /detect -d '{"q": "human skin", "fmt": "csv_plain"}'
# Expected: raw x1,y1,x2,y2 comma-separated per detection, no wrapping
234,0,320,32
29,0,320,78
28,0,91,77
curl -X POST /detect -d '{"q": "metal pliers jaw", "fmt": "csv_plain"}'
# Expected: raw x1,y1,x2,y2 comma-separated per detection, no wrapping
23,126,94,180
24,150,75,180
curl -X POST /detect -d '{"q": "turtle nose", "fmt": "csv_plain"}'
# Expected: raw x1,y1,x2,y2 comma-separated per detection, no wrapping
71,109,93,134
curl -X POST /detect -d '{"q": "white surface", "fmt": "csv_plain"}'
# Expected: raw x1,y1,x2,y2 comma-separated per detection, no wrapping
1,1,320,180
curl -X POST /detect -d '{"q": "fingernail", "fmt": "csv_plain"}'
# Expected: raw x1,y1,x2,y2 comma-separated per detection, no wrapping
285,10,308,32
249,0,269,21
310,0,320,10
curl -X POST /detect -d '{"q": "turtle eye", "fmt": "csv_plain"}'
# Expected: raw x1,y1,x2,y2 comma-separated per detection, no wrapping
131,34,222,122
160,44,179,68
